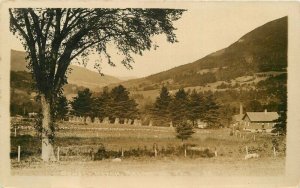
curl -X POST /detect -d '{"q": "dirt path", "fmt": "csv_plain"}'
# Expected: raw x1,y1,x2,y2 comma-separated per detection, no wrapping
11,157,285,176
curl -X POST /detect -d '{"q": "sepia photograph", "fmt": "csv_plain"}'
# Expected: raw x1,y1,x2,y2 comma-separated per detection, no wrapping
1,1,300,187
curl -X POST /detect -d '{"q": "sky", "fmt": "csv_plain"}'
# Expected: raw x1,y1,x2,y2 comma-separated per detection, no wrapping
9,4,290,78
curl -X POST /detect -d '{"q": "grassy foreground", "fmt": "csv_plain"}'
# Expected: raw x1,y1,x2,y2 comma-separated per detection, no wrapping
11,157,285,176
11,123,286,176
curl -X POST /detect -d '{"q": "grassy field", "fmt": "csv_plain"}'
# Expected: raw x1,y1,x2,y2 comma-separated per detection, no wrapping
11,122,286,176
11,157,285,176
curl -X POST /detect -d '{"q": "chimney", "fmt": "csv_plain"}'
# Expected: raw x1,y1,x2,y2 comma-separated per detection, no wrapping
264,109,267,114
240,103,243,115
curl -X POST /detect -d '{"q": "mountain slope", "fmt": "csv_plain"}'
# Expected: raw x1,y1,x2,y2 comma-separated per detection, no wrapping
10,50,121,90
118,16,287,90
67,65,120,89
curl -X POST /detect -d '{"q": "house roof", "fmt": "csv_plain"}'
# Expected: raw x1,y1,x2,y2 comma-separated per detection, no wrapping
243,112,279,122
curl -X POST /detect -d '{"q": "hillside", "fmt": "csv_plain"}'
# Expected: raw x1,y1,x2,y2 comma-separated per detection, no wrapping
10,16,287,118
10,50,121,91
67,65,120,90
117,16,287,91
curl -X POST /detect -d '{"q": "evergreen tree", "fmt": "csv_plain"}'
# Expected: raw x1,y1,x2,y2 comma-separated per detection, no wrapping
110,85,139,120
218,104,233,128
71,88,93,119
151,86,172,126
203,94,220,127
187,90,204,126
175,121,195,143
92,87,113,120
273,93,287,135
55,95,69,120
125,98,139,120
170,88,189,124
246,99,263,112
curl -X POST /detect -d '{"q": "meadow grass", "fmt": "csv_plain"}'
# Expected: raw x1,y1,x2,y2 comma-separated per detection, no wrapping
11,124,286,161
10,123,286,176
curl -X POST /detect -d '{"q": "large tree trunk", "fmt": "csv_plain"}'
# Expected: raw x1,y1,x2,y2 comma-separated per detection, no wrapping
41,95,56,162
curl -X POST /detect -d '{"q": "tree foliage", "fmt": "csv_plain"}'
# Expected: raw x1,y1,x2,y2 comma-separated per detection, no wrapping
151,86,172,126
110,85,139,120
169,88,189,124
187,90,205,126
150,87,223,128
273,92,287,135
72,85,139,121
70,88,93,118
54,95,69,120
175,121,195,142
202,94,220,127
92,86,112,119
245,99,263,112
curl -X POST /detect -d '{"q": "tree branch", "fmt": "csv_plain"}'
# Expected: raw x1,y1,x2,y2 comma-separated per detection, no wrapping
9,9,30,42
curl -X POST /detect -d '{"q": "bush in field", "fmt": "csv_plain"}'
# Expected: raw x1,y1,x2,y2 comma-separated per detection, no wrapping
246,146,265,153
124,147,153,158
158,145,214,158
10,150,34,159
272,138,279,151
94,144,109,160
94,144,123,160
10,135,40,159
272,137,286,155
203,149,215,158
160,145,177,156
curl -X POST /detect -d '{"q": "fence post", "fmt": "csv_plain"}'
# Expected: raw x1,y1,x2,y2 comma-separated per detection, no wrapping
57,147,60,161
214,148,218,157
154,145,157,157
273,147,276,157
14,127,17,137
18,146,21,162
121,148,124,157
246,146,248,155
253,135,256,141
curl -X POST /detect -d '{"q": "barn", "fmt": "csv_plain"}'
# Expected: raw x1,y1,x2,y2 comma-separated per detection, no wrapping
241,109,279,133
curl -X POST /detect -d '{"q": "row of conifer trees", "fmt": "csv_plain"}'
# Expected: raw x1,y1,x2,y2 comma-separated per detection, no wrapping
150,86,221,127
56,85,221,127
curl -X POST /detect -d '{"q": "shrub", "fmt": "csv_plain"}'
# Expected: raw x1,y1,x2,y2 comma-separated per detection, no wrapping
10,150,34,159
10,135,40,159
94,144,109,160
124,147,153,158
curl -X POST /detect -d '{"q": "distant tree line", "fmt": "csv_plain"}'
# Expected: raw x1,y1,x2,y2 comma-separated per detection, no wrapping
150,86,222,128
70,85,139,122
